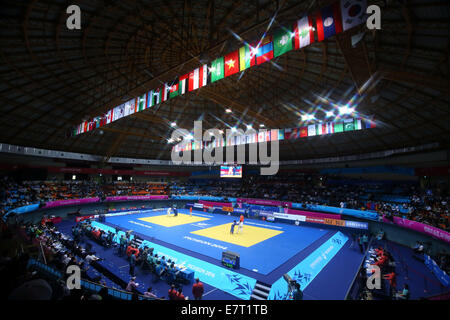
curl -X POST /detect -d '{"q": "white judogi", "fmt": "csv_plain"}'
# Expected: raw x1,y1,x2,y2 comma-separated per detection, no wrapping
238,221,243,234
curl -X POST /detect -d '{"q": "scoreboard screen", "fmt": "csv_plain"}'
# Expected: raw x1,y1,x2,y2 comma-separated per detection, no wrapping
220,165,242,178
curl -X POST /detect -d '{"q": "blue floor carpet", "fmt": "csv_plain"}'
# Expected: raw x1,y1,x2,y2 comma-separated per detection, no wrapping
56,214,364,300
104,208,328,275
379,240,447,299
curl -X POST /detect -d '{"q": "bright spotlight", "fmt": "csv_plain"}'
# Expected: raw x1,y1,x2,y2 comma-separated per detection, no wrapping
246,124,253,130
259,124,265,128
325,111,334,118
225,108,232,113
167,138,174,143
302,114,314,121
338,105,352,115
170,122,177,127
231,127,237,133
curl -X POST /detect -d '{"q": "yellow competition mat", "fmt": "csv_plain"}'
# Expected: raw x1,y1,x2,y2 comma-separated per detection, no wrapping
139,213,210,227
190,223,283,247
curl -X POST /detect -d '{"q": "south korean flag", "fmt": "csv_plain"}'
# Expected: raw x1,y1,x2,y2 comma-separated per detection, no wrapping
340,0,367,31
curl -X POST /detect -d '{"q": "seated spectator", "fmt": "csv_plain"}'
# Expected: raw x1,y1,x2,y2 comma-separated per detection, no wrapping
395,284,410,300
413,242,424,254
144,287,157,299
91,228,101,239
372,253,388,268
126,276,139,292
84,253,100,264
167,262,179,283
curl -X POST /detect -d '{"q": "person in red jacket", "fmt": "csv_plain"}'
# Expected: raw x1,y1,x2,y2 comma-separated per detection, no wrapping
168,284,178,300
372,254,388,268
383,271,397,296
175,287,186,300
92,228,101,239
192,278,204,300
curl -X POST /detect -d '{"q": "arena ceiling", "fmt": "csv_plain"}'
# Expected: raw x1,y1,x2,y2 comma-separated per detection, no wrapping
0,0,449,163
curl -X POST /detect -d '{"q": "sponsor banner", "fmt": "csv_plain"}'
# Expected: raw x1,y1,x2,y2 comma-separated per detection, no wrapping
324,218,346,227
222,206,234,213
273,212,307,222
424,254,450,288
198,200,233,207
304,204,378,220
4,203,41,221
386,216,450,244
106,210,142,216
43,197,100,209
75,215,97,222
259,209,366,229
237,198,292,208
193,203,204,209
306,216,326,224
344,220,369,230
233,208,246,214
105,195,168,202
47,166,190,177
171,195,226,201
286,208,341,220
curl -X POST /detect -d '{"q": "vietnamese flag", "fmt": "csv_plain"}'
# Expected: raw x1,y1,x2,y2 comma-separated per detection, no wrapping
300,126,308,138
224,50,240,77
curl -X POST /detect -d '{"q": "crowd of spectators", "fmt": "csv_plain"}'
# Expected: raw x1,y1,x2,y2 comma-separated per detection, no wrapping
1,174,449,233
0,177,168,217
170,174,449,233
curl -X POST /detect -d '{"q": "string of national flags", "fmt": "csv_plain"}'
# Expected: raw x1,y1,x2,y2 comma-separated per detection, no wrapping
172,117,376,153
73,0,368,136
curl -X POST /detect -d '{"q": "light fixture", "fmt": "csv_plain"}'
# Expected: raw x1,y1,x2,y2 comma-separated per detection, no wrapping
246,124,253,130
170,122,177,127
167,138,174,143
259,124,265,128
338,105,355,115
325,111,334,118
225,108,232,113
231,127,237,133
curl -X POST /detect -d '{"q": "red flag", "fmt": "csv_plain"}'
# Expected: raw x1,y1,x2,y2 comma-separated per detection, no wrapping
300,127,308,137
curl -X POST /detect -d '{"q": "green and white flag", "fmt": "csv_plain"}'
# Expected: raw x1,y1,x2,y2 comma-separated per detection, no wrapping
137,94,146,112
273,27,293,58
343,118,355,131
334,122,344,133
210,57,224,83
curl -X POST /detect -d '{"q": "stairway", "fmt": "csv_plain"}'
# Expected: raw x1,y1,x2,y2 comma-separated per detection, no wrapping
250,281,272,300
